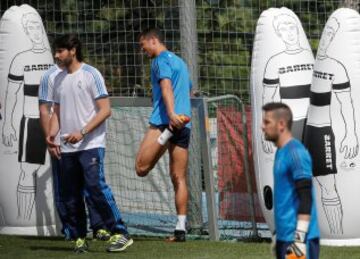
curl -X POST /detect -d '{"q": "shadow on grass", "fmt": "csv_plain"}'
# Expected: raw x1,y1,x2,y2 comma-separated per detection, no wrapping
132,237,164,241
29,245,112,254
21,236,64,241
29,246,71,252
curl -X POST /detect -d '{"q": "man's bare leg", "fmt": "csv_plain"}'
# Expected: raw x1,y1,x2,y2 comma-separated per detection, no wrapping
167,143,189,242
135,126,168,177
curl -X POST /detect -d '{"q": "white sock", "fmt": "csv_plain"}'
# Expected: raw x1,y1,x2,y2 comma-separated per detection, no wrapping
175,215,186,231
157,128,173,145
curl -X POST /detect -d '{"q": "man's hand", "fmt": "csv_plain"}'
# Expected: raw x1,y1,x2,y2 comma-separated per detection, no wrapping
46,135,57,147
286,241,306,259
63,131,84,144
169,113,185,129
48,145,61,160
46,135,61,159
286,221,308,259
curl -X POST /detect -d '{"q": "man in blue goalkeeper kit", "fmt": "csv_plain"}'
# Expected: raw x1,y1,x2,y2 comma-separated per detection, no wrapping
262,102,320,259
38,64,111,241
135,28,192,242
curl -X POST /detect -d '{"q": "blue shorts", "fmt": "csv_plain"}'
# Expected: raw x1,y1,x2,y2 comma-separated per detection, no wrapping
276,238,319,259
150,123,191,149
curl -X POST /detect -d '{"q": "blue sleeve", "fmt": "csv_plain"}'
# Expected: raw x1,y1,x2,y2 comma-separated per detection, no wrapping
53,86,60,104
153,57,172,82
90,69,108,99
38,73,48,101
289,146,313,181
38,71,54,103
83,65,109,99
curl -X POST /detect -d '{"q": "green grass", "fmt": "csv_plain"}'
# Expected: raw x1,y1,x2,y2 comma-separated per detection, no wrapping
1,235,360,259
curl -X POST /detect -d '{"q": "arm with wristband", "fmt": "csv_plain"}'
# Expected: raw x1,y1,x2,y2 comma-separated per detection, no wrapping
286,178,312,259
285,146,314,259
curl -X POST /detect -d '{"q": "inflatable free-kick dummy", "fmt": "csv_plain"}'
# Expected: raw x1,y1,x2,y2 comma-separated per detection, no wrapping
0,4,57,235
304,8,360,246
250,7,314,233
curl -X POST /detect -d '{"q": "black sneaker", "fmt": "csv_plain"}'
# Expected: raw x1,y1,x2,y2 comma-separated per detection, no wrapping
165,230,186,242
74,238,88,253
106,234,134,252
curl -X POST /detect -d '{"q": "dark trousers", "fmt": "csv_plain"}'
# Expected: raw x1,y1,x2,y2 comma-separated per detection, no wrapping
52,157,72,239
276,238,320,259
58,147,128,238
52,157,106,239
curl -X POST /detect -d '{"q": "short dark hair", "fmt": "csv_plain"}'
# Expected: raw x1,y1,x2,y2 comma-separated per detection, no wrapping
138,27,164,43
53,33,84,62
262,102,293,130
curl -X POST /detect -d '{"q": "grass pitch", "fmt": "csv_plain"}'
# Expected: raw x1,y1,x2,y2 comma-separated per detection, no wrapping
1,235,360,259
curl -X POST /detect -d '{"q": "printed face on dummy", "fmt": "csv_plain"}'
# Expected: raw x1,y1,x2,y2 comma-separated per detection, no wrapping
318,26,335,53
276,22,299,46
25,21,44,44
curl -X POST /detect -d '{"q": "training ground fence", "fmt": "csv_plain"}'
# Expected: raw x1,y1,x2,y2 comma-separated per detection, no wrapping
106,96,265,241
0,0,346,102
